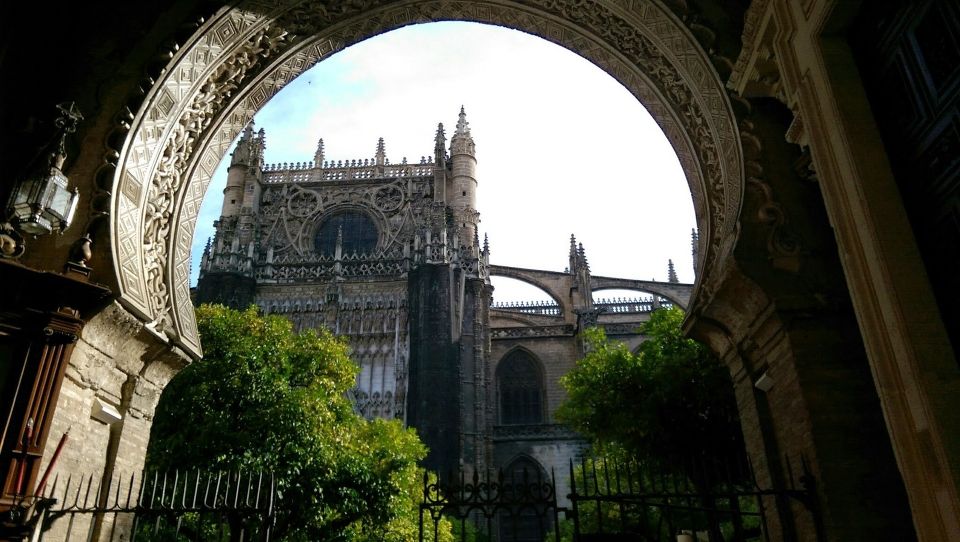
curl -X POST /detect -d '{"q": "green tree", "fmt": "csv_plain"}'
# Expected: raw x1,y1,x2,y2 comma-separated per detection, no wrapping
557,307,752,540
146,304,445,541
557,306,746,483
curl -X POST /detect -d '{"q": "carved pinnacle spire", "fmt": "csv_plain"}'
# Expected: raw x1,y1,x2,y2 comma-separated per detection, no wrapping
375,137,386,165
435,123,446,149
232,121,257,166
314,137,325,165
483,233,489,255
668,259,678,283
434,122,447,164
256,128,266,162
455,105,470,136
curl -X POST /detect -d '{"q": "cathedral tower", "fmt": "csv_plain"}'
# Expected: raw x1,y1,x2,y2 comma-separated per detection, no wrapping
195,123,265,308
448,107,479,246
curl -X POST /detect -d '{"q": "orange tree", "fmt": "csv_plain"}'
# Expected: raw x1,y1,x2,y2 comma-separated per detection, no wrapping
557,306,747,485
146,304,446,541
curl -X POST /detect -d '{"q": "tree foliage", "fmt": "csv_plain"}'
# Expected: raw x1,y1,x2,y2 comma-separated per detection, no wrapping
147,304,442,541
557,307,746,483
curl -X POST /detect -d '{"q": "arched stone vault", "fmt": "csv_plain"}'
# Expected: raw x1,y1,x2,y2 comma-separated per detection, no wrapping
109,0,743,358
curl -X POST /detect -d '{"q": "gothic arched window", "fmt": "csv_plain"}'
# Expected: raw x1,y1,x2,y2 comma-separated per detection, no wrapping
315,211,378,256
497,351,544,425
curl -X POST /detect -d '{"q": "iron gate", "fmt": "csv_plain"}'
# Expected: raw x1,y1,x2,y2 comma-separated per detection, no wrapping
419,456,819,542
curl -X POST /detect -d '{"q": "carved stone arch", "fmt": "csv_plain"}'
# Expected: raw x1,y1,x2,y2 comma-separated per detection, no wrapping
496,345,545,371
110,0,743,357
503,453,548,480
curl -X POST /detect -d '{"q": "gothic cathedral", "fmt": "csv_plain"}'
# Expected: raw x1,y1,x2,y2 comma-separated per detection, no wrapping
195,108,691,478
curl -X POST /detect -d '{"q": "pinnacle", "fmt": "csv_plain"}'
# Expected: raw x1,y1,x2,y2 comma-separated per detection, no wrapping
314,137,325,163
455,106,471,136
435,123,446,152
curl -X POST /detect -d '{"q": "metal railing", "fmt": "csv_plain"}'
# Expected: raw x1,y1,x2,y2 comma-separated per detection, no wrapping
419,455,820,542
1,470,275,541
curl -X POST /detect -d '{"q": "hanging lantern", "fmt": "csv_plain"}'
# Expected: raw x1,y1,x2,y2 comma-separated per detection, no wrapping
6,102,82,236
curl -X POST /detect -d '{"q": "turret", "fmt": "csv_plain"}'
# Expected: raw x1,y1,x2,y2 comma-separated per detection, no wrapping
448,107,479,243
220,123,265,219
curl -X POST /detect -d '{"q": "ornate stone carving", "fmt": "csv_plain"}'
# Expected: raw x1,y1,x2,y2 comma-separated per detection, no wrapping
142,23,291,336
491,325,575,339
492,423,582,442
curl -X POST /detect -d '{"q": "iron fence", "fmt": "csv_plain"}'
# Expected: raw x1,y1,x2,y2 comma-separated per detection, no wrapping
419,455,819,542
420,468,562,542
1,470,275,541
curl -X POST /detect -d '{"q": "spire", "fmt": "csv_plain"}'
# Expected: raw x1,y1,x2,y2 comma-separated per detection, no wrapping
483,233,489,255
455,105,471,137
314,137,325,165
256,128,266,163
668,259,678,283
375,137,386,166
231,121,256,166
434,123,447,165
578,242,590,272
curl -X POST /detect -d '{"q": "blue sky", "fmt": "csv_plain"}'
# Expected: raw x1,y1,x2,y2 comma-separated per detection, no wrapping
190,22,696,302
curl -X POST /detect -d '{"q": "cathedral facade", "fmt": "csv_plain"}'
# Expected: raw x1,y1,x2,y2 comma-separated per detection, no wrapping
195,109,687,478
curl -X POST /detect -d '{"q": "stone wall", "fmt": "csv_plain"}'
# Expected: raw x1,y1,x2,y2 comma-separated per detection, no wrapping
37,304,188,541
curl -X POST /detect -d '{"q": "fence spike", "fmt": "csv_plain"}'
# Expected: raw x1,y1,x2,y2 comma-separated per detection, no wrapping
170,469,180,508
112,472,123,508
254,470,264,509
212,471,224,508
245,470,254,506
124,471,137,509
48,473,60,499
82,473,97,509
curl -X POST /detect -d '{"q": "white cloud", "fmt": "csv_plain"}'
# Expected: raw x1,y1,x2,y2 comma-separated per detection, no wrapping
190,22,696,301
